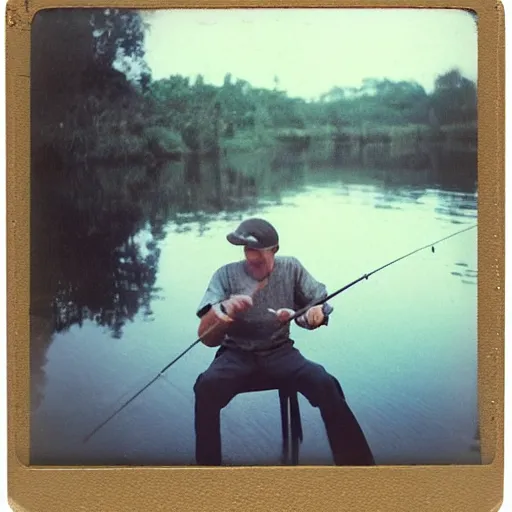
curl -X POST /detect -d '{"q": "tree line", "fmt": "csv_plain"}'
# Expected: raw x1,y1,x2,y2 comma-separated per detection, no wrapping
32,8,477,166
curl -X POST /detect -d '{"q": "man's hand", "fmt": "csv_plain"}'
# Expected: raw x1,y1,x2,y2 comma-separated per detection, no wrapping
305,305,325,328
274,308,295,323
222,295,253,316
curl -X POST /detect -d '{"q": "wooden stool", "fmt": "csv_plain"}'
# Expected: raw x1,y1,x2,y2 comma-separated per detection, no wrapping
214,347,304,464
235,380,303,465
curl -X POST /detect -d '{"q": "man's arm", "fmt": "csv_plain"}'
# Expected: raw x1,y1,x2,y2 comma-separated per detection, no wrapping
197,303,233,347
197,288,253,346
294,303,334,330
292,258,334,329
196,267,230,347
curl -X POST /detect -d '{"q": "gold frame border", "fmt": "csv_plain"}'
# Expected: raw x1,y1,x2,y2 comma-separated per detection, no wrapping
6,1,505,510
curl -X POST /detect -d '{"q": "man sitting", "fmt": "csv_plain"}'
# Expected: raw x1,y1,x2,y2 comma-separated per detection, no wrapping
194,217,375,466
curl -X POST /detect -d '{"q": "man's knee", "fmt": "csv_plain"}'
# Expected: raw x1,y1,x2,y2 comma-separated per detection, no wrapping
299,363,344,406
194,371,216,397
301,361,331,385
194,370,236,409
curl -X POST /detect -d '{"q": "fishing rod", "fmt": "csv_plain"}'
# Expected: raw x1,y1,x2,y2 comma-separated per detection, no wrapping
83,223,476,443
272,223,477,333
82,279,267,444
82,338,202,443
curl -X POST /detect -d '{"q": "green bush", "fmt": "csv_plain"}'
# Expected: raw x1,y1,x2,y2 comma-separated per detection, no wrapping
142,125,185,156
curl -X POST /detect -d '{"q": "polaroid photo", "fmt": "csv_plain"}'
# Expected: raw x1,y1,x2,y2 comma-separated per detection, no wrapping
6,1,505,511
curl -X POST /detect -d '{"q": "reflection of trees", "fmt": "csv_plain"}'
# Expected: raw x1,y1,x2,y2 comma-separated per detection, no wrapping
30,159,164,412
427,145,477,193
51,233,160,339
326,138,476,195
30,316,52,412
31,151,264,343
30,139,478,411
171,153,258,214
31,163,162,339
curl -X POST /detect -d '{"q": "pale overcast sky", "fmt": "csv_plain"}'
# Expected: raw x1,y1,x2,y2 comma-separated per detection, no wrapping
141,8,477,100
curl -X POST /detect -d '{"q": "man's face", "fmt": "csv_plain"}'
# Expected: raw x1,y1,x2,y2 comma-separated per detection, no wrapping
244,246,276,280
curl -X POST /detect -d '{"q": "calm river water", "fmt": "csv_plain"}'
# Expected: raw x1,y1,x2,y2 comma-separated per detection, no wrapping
30,142,479,466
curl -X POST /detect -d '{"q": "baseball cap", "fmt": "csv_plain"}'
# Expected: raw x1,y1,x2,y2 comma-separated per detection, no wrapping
226,218,279,250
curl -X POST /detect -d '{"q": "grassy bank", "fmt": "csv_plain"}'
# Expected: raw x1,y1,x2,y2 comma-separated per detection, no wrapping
35,117,477,168
222,121,477,154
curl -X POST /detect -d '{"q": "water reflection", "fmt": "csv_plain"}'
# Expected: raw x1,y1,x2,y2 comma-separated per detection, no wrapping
31,138,477,340
331,140,476,194
31,140,478,464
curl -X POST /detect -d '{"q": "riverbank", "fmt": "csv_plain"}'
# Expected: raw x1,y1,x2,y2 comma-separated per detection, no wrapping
34,118,477,168
223,121,477,155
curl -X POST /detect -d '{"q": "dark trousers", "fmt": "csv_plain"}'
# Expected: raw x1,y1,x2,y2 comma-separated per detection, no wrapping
193,343,375,466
